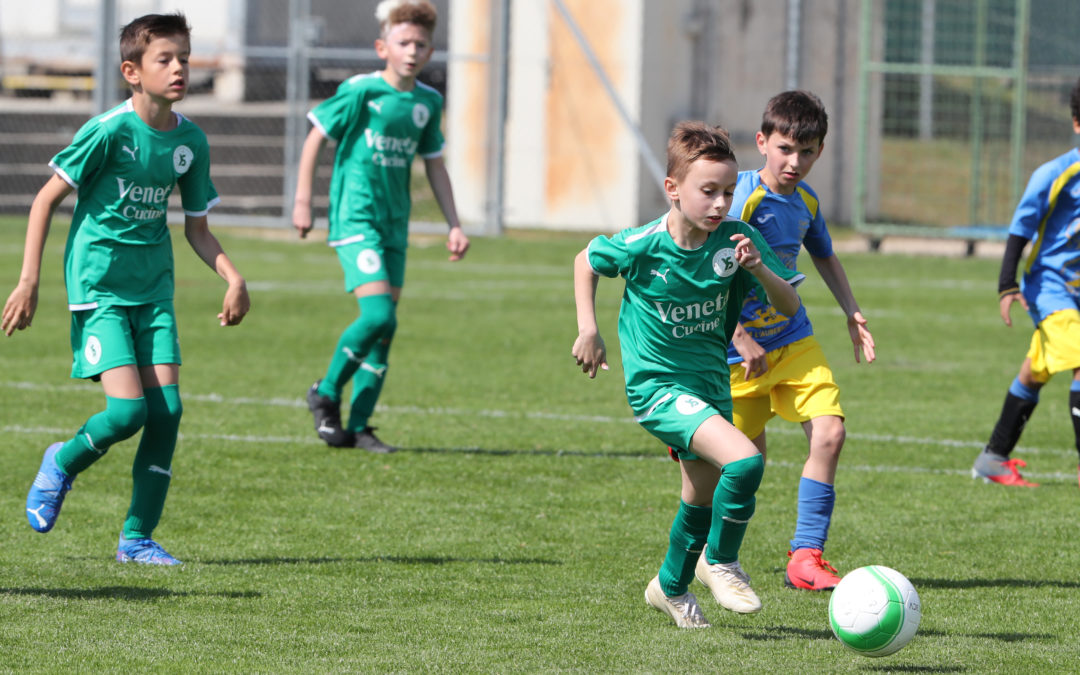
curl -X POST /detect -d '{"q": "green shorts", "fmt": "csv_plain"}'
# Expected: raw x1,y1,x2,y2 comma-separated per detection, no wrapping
69,301,181,379
331,235,407,292
631,384,731,461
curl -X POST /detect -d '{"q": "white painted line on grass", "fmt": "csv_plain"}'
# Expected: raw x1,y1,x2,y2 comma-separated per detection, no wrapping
2,380,1074,461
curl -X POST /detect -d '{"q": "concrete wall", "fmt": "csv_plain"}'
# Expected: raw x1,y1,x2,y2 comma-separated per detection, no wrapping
447,0,864,231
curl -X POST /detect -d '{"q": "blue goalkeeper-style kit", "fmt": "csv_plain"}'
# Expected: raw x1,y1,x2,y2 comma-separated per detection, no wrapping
1012,147,1080,326
725,170,833,365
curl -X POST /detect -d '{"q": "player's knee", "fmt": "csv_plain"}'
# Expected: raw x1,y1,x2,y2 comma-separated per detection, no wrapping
358,293,397,336
145,385,183,431
721,453,765,508
811,417,846,457
92,397,148,448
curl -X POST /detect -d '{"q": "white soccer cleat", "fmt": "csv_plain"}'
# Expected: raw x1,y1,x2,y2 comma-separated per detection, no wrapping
645,575,710,628
695,548,762,614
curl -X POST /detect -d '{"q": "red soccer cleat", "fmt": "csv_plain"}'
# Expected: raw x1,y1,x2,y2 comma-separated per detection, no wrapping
972,456,1039,487
784,548,841,591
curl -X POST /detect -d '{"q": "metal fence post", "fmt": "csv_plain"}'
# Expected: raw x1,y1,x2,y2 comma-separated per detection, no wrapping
283,0,313,224
484,0,510,236
93,0,118,114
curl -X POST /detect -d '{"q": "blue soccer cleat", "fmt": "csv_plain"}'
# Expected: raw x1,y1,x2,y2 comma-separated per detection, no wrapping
26,442,75,533
116,534,182,566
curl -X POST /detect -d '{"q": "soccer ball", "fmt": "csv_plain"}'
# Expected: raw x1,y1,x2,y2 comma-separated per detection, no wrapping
828,565,921,657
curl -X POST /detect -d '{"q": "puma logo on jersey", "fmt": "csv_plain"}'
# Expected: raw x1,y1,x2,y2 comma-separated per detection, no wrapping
650,268,670,284
121,145,138,161
368,100,383,114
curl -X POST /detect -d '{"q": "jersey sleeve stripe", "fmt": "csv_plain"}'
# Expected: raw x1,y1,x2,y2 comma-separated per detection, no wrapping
49,161,78,188
307,111,332,140
1026,160,1080,274
738,186,768,222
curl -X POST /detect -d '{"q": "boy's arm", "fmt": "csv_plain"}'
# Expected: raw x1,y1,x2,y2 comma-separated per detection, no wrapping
423,156,470,261
184,214,250,326
810,253,876,364
571,249,608,378
2,174,73,336
731,322,768,381
732,233,801,317
292,127,328,239
996,233,1030,327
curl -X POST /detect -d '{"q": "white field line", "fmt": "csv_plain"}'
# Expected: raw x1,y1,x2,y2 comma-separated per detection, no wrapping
3,380,1075,474
3,421,1072,481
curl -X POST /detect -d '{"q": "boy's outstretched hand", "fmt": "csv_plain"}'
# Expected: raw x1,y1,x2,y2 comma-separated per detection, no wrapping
218,282,251,327
572,331,608,378
1,283,38,336
730,233,761,270
447,226,470,261
847,311,876,363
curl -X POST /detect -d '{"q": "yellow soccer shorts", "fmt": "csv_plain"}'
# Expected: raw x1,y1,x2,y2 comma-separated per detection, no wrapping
1027,308,1080,383
729,335,844,439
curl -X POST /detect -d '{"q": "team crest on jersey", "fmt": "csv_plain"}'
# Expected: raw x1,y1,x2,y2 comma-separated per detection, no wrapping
84,335,102,365
712,248,738,277
412,103,430,128
357,249,383,275
674,394,707,416
173,145,193,174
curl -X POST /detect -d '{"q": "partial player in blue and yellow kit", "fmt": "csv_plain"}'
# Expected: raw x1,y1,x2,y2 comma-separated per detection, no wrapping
725,91,875,591
973,76,1080,489
292,0,469,453
573,122,804,628
2,13,249,565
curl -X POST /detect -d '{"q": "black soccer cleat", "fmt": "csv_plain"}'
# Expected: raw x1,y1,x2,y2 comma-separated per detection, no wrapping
306,380,353,447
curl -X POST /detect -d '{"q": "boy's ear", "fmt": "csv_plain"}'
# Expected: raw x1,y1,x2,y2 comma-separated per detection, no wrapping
374,37,388,59
755,131,768,155
1073,117,1080,134
120,60,140,87
664,176,679,203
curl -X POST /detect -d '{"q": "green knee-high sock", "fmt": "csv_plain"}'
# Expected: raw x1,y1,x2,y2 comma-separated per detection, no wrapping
318,294,396,400
123,385,182,539
658,501,712,596
706,454,765,564
55,396,147,476
347,322,395,432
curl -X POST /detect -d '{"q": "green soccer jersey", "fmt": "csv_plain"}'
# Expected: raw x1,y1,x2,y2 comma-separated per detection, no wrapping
51,100,217,310
308,72,445,250
586,214,803,413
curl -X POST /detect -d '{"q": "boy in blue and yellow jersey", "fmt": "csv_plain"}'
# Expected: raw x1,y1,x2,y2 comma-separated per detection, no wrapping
725,91,875,591
2,13,250,565
293,0,469,453
972,76,1080,488
573,122,804,628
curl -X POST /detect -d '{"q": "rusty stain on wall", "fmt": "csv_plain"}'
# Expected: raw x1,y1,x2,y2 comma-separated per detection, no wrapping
545,0,625,215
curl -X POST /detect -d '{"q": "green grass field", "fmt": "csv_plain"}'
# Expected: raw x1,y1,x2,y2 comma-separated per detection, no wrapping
2,220,1079,672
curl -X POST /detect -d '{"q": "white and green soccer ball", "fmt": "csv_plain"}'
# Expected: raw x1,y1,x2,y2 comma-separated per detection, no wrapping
828,565,921,657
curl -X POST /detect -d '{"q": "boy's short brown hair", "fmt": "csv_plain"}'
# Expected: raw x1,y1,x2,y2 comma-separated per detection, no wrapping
666,122,737,183
120,12,191,65
376,0,438,37
761,90,829,145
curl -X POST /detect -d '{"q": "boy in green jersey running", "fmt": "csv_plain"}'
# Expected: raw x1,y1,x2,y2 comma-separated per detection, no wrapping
572,122,804,627
2,13,250,565
293,0,469,453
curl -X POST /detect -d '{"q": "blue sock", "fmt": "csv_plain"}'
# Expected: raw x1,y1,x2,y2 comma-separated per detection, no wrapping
790,477,835,552
1009,376,1041,402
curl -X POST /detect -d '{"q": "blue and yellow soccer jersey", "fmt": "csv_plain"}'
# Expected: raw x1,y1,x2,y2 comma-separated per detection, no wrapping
587,214,804,414
308,72,445,250
1013,147,1080,325
725,170,832,364
50,100,217,310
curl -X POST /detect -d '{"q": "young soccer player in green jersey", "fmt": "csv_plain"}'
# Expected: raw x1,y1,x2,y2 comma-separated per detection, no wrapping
572,122,804,628
293,0,469,453
2,12,249,565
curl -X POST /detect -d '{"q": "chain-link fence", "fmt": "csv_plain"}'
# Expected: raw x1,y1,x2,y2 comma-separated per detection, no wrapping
855,0,1080,238
1,0,1077,236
